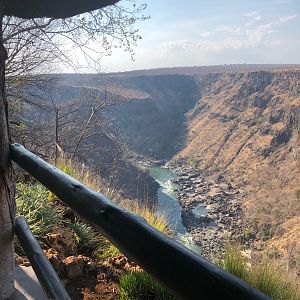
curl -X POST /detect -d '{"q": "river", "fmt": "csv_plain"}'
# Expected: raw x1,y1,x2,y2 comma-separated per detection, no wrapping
148,166,201,253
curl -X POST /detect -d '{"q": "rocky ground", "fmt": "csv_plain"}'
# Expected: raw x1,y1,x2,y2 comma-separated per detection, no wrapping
167,159,249,260
15,227,140,299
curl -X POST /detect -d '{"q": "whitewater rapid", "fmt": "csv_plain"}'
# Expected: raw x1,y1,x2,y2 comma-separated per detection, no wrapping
148,166,201,253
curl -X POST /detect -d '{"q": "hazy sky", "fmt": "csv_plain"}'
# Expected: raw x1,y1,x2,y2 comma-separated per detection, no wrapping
84,0,300,72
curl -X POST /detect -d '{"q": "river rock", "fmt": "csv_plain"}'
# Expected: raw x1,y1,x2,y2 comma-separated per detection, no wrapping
168,158,244,260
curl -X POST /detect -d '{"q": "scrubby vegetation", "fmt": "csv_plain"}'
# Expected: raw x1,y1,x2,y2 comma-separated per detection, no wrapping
68,220,101,253
118,200,172,237
119,271,175,300
221,245,300,300
177,70,300,274
16,182,63,237
15,160,174,299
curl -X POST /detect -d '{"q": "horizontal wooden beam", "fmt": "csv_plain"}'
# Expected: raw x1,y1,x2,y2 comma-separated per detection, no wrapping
5,0,119,19
11,143,270,300
15,216,70,300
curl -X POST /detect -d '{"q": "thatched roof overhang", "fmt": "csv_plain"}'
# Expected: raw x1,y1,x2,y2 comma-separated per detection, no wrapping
4,0,119,18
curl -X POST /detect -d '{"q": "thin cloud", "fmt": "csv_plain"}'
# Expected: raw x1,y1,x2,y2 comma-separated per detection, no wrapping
199,31,211,38
279,14,297,23
158,21,278,56
215,26,241,34
244,11,258,17
275,0,292,4
244,11,262,24
245,20,254,27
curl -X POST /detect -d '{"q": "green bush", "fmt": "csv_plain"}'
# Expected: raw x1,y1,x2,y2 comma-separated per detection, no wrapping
69,219,100,253
16,182,63,237
15,182,63,255
186,157,199,168
93,237,119,261
261,224,273,241
242,229,255,241
119,271,175,300
69,219,119,260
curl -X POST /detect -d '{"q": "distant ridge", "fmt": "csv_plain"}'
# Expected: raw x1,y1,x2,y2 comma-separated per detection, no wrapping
105,64,300,76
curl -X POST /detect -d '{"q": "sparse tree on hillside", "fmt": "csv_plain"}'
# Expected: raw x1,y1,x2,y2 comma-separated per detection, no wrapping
5,1,149,147
0,1,148,297
5,1,148,171
13,82,128,176
4,3,148,76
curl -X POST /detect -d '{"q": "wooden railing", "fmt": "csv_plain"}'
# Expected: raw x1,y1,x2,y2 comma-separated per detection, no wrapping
11,143,270,300
15,216,71,299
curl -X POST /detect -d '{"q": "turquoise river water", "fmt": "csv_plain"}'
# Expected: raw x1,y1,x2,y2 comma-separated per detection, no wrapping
148,166,201,253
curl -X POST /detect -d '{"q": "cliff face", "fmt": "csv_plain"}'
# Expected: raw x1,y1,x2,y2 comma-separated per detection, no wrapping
177,70,300,263
181,70,300,173
106,75,200,159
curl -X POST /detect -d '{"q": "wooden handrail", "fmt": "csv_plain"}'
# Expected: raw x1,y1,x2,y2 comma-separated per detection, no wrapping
11,143,270,300
15,217,70,300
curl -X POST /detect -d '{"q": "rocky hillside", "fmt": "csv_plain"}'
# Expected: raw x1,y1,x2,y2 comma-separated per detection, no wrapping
177,69,300,267
72,66,299,268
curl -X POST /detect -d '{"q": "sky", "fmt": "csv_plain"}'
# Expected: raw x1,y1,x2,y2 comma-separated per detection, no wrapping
80,0,300,72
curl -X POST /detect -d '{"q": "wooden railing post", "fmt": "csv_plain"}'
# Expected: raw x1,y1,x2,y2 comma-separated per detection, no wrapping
15,217,71,300
0,2,15,298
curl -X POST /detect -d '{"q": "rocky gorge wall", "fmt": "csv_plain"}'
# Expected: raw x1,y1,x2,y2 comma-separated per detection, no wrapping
51,69,300,268
176,69,300,268
69,68,300,268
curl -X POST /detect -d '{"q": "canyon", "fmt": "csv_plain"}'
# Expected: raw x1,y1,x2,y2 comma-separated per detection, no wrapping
15,64,300,270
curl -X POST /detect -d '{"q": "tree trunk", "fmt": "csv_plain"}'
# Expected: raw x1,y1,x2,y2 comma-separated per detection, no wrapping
55,109,59,164
0,2,15,298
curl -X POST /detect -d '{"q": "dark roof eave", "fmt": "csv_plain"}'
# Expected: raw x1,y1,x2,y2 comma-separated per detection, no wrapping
4,0,120,19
